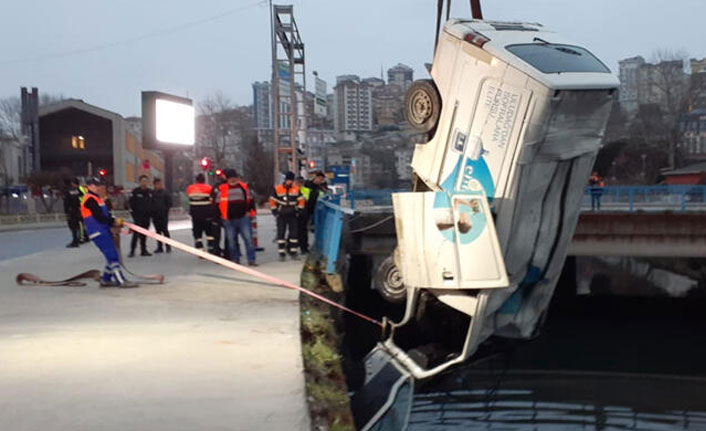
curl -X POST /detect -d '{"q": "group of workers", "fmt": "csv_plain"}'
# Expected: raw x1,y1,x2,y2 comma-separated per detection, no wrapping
186,168,328,265
62,167,329,288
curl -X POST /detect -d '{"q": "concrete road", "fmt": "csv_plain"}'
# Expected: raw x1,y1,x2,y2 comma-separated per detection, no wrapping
0,215,311,431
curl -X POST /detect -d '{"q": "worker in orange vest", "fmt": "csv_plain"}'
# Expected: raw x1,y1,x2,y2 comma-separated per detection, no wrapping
80,177,136,288
186,173,216,252
269,171,306,261
218,169,257,266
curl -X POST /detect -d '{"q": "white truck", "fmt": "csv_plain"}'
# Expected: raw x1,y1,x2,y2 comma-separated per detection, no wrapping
348,17,619,430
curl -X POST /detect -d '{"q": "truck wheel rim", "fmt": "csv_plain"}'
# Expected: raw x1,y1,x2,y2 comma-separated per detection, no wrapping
409,89,432,125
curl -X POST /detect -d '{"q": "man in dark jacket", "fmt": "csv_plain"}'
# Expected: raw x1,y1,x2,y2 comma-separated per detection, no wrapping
128,175,153,257
63,177,82,248
151,178,172,253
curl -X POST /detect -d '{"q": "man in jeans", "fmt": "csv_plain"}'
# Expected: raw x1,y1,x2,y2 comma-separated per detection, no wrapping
217,169,257,266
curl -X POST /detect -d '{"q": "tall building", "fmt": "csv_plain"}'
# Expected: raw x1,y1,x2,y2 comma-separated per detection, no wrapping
372,84,404,126
252,82,272,130
618,56,645,117
334,75,373,134
387,63,414,90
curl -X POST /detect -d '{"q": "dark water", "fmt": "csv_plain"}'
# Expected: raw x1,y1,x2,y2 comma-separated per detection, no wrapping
346,257,706,430
408,371,706,430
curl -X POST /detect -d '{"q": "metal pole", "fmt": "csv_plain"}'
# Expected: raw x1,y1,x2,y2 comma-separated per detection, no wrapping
289,38,297,174
270,0,280,182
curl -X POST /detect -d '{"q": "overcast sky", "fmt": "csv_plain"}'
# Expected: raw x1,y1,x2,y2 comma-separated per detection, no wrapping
1,0,704,117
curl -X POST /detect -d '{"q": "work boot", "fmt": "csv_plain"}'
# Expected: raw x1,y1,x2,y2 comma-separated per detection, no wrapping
289,254,300,261
279,254,286,262
66,242,79,248
128,251,135,258
100,279,120,288
154,247,163,254
166,245,172,253
141,250,152,257
248,261,259,267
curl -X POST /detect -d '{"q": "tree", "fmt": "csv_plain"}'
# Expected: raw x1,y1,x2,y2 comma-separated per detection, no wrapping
243,134,274,204
25,169,72,212
632,49,691,169
196,92,255,173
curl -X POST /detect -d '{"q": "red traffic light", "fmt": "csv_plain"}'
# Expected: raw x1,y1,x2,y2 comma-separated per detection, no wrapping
98,168,107,177
200,157,211,170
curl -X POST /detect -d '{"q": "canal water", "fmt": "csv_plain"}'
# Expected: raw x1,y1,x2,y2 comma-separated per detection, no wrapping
344,256,706,430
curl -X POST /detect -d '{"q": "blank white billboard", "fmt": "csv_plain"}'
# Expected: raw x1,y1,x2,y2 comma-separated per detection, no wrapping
155,98,195,146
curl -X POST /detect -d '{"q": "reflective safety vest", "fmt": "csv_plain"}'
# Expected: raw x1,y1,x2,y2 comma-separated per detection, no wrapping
218,182,255,219
80,192,110,238
300,186,311,201
269,184,305,215
186,182,213,218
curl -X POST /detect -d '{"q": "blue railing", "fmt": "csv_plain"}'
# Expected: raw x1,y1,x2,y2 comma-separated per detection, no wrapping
583,185,706,212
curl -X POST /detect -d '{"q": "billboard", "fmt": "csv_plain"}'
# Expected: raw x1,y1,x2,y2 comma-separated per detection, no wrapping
141,91,195,150
315,76,327,117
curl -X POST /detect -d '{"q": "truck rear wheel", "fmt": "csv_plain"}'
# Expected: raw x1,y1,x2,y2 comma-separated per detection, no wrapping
405,79,441,135
373,255,407,304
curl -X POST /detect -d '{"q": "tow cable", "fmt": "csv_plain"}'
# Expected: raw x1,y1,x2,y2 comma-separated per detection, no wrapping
124,222,383,328
17,222,383,329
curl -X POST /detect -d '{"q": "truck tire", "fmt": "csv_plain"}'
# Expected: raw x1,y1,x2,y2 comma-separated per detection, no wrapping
405,79,441,134
373,255,407,304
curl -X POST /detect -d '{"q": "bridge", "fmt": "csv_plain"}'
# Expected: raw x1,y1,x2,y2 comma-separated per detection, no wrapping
315,186,706,274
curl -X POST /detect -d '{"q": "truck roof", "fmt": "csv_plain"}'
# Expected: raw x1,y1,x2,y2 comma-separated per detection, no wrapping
444,19,620,91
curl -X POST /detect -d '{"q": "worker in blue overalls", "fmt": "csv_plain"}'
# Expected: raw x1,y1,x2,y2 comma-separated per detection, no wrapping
80,177,137,288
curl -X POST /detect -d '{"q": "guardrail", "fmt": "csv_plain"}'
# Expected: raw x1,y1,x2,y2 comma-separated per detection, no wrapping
582,185,706,212
0,207,188,227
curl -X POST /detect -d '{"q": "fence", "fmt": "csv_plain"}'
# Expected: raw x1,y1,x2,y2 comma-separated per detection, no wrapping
583,185,706,212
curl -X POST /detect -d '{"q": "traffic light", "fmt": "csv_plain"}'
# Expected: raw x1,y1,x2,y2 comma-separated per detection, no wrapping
215,169,222,177
98,168,107,177
200,157,211,170
308,160,316,169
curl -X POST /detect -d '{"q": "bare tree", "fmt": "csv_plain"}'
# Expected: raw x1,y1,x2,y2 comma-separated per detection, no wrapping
196,91,255,173
632,49,691,169
0,96,22,139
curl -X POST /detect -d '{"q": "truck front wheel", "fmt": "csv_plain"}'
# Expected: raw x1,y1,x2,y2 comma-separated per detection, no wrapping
405,79,441,135
373,255,407,304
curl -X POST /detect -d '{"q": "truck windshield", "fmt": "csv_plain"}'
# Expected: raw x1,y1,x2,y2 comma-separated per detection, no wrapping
506,43,610,74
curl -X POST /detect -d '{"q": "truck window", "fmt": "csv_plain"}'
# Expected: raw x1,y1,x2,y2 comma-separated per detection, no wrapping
506,43,610,74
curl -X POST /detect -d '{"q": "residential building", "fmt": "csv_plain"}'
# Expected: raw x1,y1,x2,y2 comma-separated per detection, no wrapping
691,58,706,74
372,84,404,126
363,77,385,88
333,75,373,134
636,60,688,111
38,99,163,189
618,56,645,117
387,63,414,91
252,82,272,130
681,109,706,160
